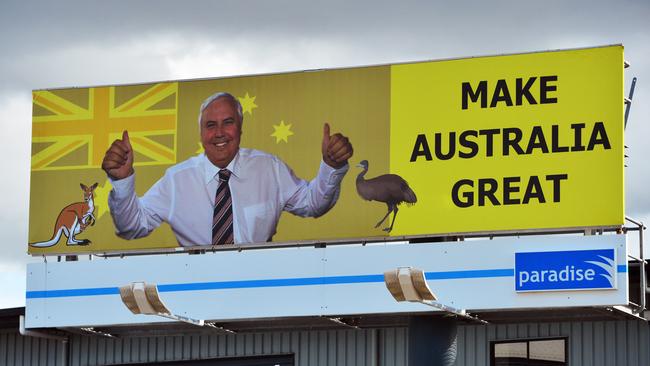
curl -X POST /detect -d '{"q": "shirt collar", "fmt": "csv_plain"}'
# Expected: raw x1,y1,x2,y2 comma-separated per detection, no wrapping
202,150,241,185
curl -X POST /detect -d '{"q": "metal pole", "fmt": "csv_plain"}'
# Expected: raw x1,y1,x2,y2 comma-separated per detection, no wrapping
62,338,69,366
626,217,646,315
624,77,637,128
639,222,648,316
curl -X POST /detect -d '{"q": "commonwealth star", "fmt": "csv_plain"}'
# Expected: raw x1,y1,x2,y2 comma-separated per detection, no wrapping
271,121,294,143
238,92,257,115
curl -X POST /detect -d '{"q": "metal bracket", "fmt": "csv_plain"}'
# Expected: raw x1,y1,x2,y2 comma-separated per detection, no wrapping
80,327,116,338
325,316,361,329
204,322,237,334
419,300,488,324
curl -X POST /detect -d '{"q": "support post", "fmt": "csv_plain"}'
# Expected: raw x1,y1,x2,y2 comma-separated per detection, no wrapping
624,77,636,128
408,316,458,366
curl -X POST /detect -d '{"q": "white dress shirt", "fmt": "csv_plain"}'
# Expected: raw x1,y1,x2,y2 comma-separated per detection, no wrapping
108,148,349,246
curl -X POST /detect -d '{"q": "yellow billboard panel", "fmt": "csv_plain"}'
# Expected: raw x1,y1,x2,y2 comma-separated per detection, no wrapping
390,46,623,235
28,45,624,254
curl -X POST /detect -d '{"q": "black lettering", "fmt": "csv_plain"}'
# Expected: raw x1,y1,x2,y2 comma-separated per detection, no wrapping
410,134,432,162
503,128,524,155
462,81,487,109
540,75,558,104
516,77,538,105
522,176,546,204
458,130,479,159
546,174,568,202
434,132,456,160
571,123,586,151
479,129,500,157
551,125,569,153
587,122,611,150
490,79,513,108
452,179,474,208
503,176,521,205
478,178,500,206
526,126,549,154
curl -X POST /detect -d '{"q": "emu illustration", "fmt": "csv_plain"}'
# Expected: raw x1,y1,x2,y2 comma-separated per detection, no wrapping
355,160,417,232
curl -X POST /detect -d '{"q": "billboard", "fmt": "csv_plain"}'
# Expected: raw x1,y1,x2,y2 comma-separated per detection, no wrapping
25,235,627,328
28,45,624,254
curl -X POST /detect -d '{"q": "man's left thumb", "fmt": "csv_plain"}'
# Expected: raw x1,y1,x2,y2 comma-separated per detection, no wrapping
322,123,331,148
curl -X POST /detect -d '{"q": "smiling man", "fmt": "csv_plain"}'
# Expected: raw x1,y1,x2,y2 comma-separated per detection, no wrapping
102,92,353,246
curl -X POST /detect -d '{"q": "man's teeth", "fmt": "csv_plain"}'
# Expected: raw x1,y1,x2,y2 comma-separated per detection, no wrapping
215,142,227,147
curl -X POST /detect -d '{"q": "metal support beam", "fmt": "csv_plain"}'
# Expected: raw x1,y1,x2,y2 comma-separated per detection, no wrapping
626,217,647,318
624,77,637,128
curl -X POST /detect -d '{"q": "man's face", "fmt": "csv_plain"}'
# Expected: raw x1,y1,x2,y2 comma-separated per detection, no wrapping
200,97,242,168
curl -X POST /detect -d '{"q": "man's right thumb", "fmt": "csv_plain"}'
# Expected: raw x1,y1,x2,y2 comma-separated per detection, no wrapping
322,123,331,145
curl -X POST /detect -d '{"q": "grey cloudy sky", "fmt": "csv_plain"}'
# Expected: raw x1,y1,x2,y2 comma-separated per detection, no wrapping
1,0,648,308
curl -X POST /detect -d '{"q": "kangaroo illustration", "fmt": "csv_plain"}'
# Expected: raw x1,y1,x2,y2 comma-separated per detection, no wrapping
30,182,98,248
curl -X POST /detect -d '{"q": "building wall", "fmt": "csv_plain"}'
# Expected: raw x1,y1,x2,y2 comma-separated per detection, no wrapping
455,319,650,366
2,320,649,366
0,328,407,366
67,328,407,366
0,330,61,366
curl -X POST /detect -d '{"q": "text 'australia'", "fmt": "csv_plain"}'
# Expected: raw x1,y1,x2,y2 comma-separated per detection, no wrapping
407,75,614,209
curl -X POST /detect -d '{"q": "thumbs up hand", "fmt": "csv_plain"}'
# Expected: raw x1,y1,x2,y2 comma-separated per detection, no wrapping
322,123,353,169
102,130,135,180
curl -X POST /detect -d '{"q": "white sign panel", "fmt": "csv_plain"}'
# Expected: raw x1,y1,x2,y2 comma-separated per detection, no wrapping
25,235,627,328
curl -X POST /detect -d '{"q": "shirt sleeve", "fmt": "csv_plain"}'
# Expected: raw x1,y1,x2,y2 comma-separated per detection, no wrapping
281,159,349,218
107,173,170,239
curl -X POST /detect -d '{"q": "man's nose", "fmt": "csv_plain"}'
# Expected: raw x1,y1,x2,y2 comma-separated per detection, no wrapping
214,123,225,136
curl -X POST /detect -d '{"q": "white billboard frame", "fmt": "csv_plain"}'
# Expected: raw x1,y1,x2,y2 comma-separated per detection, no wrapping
25,234,628,329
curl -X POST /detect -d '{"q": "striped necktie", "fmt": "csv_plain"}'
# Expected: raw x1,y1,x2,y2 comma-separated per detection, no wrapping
212,169,234,245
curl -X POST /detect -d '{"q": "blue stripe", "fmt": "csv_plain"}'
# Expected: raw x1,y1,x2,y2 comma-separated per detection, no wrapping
157,274,385,293
24,266,625,299
26,287,119,299
426,268,514,279
617,264,627,273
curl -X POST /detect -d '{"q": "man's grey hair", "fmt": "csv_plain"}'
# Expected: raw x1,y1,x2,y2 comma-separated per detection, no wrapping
197,92,244,127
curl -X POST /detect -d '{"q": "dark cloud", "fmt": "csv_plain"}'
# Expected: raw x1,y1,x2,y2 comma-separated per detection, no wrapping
1,0,647,56
0,0,649,306
1,0,648,88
